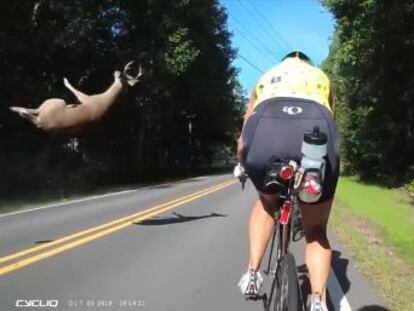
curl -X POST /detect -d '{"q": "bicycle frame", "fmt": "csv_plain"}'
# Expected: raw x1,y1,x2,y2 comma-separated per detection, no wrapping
238,159,306,310
265,183,300,309
264,168,301,271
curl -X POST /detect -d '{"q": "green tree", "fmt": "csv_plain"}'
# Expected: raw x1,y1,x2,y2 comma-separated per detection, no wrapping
322,0,414,184
0,0,243,200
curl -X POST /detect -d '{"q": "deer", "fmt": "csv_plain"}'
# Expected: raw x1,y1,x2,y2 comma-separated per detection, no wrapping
10,61,143,132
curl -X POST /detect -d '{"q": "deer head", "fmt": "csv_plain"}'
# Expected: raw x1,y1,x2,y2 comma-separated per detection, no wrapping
123,61,143,86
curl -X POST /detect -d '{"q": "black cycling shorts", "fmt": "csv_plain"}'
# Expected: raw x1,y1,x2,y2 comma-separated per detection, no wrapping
241,97,340,203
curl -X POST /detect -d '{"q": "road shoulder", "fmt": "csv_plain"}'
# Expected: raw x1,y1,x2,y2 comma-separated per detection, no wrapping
330,198,414,311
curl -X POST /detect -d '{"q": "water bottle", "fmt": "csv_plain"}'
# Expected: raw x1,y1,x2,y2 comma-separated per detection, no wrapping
298,126,327,203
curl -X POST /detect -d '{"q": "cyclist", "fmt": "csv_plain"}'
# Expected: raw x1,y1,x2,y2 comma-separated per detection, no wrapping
236,51,339,311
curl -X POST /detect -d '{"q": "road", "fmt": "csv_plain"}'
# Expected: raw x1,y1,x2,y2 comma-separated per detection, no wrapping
0,174,387,311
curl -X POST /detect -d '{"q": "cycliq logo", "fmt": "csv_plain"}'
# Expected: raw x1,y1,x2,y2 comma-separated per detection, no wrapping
282,106,303,115
16,300,59,308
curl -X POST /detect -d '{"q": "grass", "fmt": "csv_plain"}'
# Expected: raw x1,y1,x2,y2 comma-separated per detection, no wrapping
330,177,414,311
335,176,414,265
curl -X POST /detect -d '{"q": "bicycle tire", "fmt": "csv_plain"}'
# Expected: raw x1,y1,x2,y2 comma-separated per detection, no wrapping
265,221,281,275
273,253,301,311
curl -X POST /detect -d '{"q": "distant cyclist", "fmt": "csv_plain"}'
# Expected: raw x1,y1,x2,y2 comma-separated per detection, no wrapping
236,51,339,311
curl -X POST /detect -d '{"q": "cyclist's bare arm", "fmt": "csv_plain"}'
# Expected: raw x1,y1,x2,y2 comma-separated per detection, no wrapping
243,88,258,127
237,88,258,163
329,85,336,118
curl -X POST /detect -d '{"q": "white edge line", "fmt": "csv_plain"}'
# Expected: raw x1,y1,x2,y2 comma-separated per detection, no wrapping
328,267,353,311
0,174,230,219
0,189,138,219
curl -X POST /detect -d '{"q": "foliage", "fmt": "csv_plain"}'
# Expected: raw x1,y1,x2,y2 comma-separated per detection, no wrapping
0,0,245,199
164,27,200,75
322,0,414,184
407,179,414,194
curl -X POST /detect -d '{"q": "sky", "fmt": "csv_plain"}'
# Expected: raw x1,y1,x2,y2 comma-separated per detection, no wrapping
219,0,335,93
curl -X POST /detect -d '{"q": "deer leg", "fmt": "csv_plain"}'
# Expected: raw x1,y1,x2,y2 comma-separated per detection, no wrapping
10,107,38,122
10,107,39,114
63,78,89,103
19,111,38,122
23,108,40,114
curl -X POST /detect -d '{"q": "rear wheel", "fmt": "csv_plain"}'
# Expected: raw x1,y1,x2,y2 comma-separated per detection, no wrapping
273,253,300,311
265,221,281,276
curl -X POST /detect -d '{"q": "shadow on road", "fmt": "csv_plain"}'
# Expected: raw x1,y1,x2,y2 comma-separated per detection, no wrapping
328,250,350,311
134,212,227,226
34,240,54,244
298,250,351,309
298,251,390,311
298,263,310,306
358,306,391,311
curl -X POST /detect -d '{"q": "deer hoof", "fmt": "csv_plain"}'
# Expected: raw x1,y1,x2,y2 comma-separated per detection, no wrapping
114,70,121,79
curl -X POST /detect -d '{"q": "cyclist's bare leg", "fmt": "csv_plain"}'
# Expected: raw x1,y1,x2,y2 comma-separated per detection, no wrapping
248,193,277,271
299,199,332,304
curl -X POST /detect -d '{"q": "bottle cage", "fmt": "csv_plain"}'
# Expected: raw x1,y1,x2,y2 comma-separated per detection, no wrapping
263,158,290,194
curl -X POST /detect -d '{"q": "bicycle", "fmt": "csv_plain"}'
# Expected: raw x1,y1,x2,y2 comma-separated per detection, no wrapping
239,158,312,311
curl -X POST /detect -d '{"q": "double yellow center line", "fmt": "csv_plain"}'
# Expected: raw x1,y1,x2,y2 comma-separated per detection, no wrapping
0,179,236,276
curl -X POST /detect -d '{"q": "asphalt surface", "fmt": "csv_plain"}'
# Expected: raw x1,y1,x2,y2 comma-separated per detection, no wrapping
0,174,387,311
